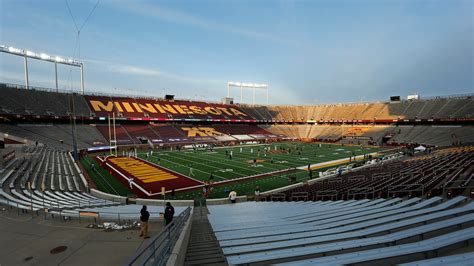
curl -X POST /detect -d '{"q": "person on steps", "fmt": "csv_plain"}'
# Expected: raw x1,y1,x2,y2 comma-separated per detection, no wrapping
164,202,175,226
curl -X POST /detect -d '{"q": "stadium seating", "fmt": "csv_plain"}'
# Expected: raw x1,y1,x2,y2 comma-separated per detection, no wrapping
277,146,474,201
0,84,91,117
1,84,473,121
0,145,119,211
0,123,108,150
0,84,472,148
240,96,474,121
210,124,271,135
398,252,474,266
208,197,472,265
262,124,474,146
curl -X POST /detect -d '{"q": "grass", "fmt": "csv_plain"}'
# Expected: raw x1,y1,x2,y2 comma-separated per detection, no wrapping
81,142,385,199
81,155,131,196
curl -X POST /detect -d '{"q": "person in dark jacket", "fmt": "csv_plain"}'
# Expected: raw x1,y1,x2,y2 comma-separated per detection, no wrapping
164,202,175,226
139,205,150,239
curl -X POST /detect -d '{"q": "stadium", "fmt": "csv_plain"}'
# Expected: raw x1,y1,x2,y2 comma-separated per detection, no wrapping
0,1,473,265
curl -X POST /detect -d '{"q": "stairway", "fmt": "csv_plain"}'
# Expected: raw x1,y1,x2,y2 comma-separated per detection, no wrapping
184,207,227,266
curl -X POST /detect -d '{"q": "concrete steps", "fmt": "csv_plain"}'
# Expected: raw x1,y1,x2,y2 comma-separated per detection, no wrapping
185,207,227,266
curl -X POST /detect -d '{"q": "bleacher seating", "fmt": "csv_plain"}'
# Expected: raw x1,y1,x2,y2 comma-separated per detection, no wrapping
239,96,474,121
0,84,91,117
398,251,474,266
262,124,474,146
0,123,108,150
0,84,472,149
0,145,119,212
208,197,473,265
277,146,474,201
1,84,473,122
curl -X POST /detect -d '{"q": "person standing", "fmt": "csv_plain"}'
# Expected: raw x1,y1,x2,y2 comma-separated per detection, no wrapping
139,205,150,239
229,190,237,203
254,186,261,201
164,202,175,226
209,173,214,182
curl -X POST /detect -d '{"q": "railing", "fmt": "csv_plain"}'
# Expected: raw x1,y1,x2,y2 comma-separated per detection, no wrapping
388,184,424,198
127,207,192,266
270,193,286,201
443,180,474,198
348,187,375,199
315,190,338,201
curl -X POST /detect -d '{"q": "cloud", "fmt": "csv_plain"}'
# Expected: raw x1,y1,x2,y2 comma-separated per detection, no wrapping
108,1,302,48
110,64,162,77
84,58,224,85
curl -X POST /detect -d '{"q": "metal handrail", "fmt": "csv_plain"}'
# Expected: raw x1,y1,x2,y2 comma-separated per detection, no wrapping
388,184,424,197
127,207,192,266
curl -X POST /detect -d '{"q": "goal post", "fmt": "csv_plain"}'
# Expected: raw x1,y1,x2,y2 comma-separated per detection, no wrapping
227,81,269,105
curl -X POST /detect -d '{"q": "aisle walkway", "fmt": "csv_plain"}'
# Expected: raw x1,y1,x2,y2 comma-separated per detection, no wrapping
185,207,227,265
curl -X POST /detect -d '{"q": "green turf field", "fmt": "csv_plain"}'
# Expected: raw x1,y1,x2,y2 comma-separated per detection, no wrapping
82,142,385,199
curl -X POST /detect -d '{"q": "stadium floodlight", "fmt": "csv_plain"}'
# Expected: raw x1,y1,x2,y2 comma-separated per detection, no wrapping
8,46,22,54
227,81,269,105
40,53,50,60
0,45,84,94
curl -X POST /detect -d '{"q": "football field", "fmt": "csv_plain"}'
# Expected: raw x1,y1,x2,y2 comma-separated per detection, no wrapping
138,142,382,182
84,142,386,199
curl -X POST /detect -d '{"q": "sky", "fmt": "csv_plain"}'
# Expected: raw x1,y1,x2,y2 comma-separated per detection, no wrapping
0,0,472,105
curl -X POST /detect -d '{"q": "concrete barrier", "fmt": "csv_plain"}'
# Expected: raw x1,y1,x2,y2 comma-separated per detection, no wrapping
136,198,194,207
135,195,248,207
90,188,127,203
166,209,193,266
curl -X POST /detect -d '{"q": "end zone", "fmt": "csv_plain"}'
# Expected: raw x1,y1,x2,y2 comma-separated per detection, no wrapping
101,156,203,198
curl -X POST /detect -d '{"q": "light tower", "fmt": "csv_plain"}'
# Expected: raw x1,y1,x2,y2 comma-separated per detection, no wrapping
0,45,85,93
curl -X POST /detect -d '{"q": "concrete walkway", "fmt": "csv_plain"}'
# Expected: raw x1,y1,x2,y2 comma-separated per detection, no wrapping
0,208,164,265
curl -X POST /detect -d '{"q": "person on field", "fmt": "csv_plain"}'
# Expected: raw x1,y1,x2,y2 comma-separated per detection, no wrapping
164,202,175,226
139,205,150,239
209,173,214,182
